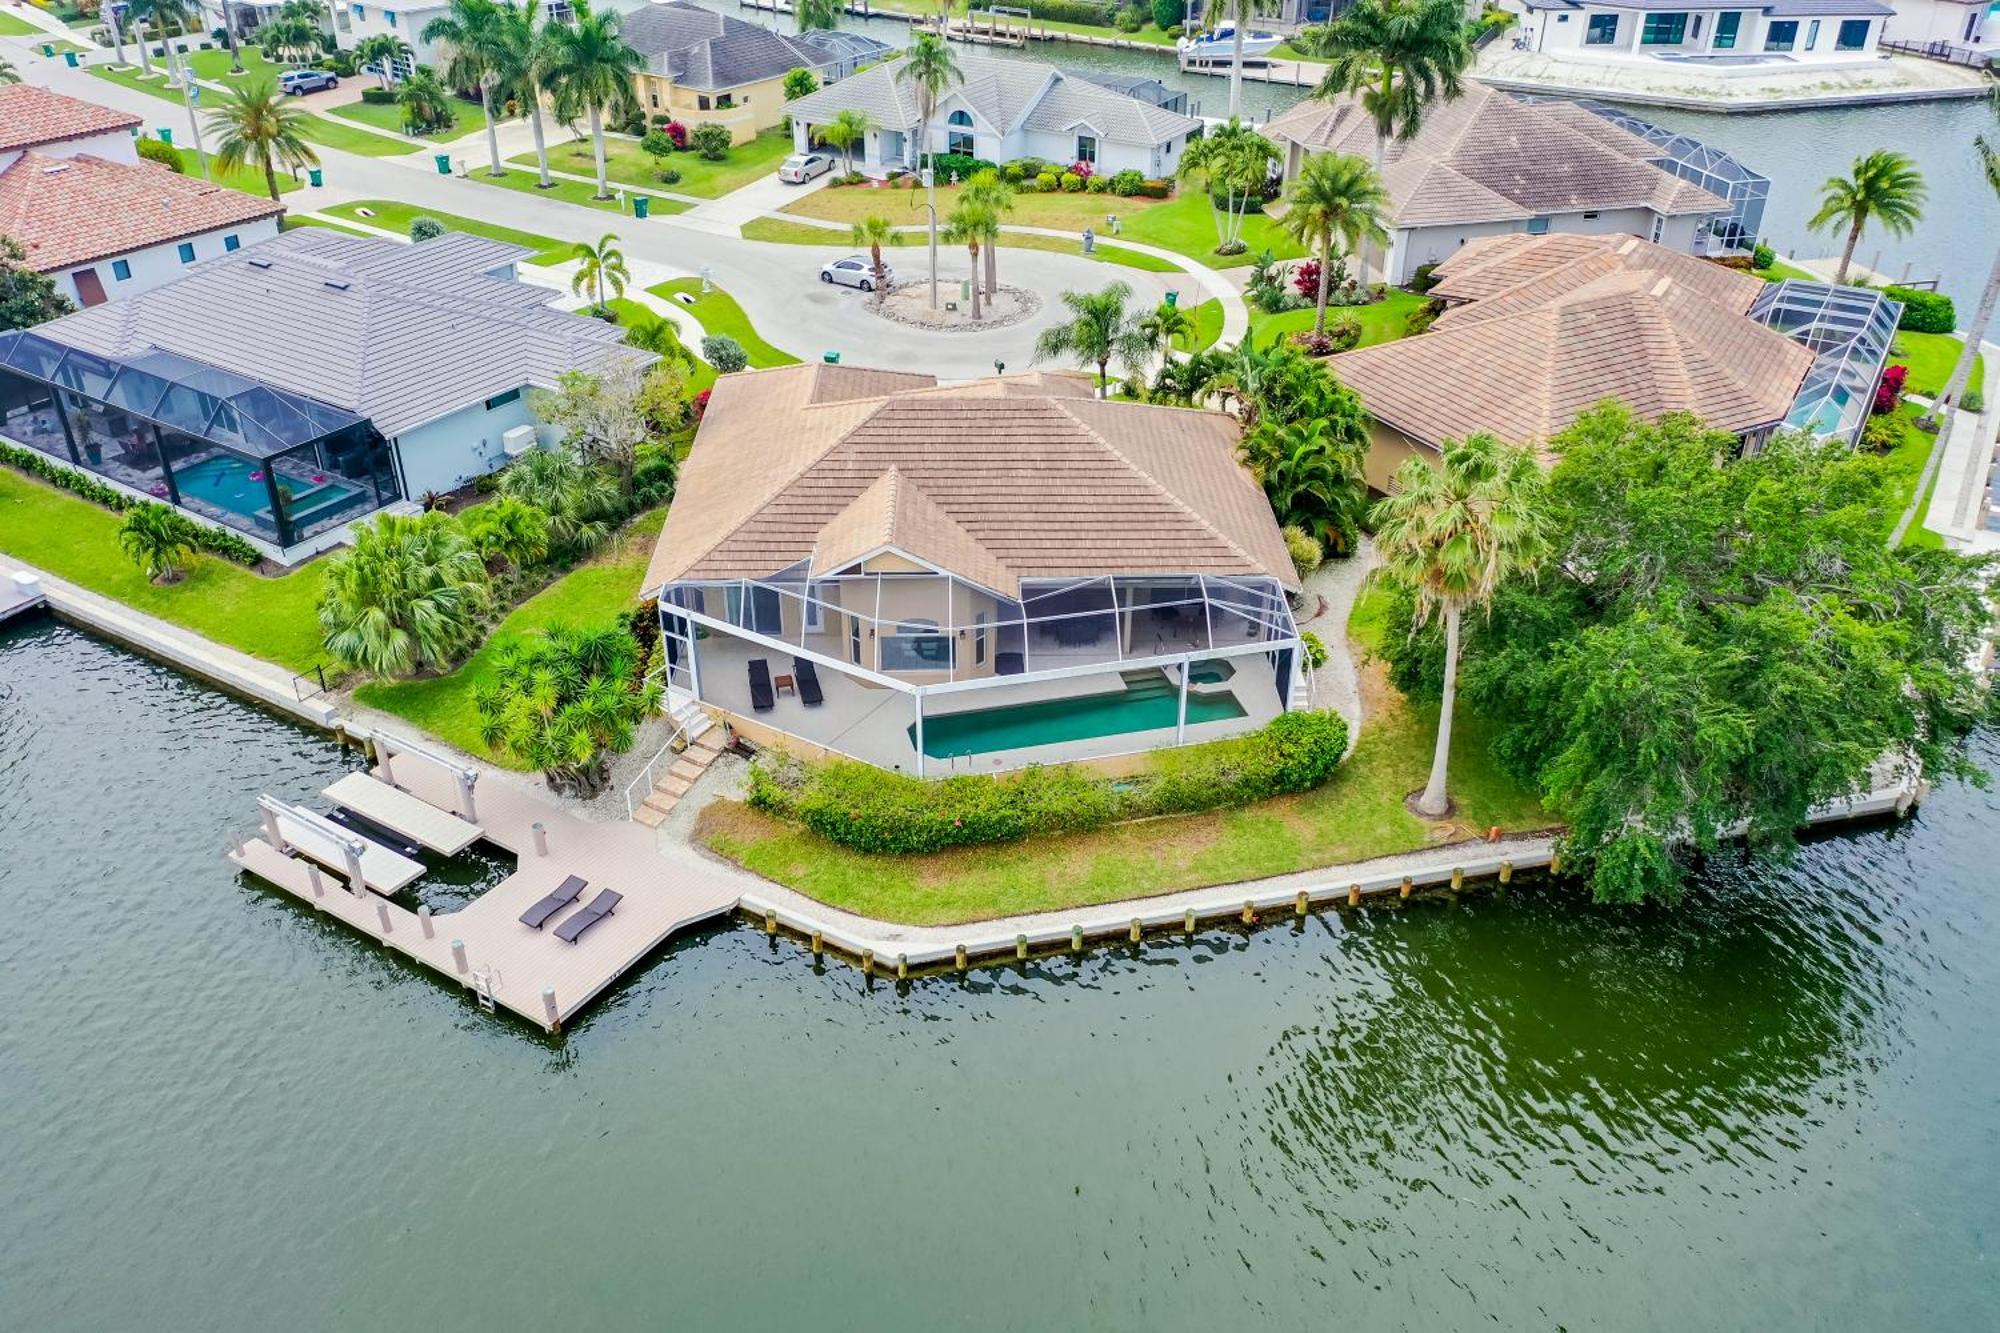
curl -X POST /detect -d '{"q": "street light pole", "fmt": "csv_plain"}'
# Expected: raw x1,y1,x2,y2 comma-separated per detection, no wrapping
925,165,939,310
183,80,209,181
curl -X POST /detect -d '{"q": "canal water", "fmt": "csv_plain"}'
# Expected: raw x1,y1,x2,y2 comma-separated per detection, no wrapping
4,616,1998,1328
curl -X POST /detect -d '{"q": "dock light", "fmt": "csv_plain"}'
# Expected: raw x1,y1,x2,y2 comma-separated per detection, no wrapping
993,359,1005,376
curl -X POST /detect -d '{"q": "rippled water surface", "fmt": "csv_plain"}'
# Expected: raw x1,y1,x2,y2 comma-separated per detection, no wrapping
2,618,1996,1330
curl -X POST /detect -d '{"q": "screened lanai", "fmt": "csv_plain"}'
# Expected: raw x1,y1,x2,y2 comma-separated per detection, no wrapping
0,330,399,554
1571,100,1770,254
1750,281,1902,445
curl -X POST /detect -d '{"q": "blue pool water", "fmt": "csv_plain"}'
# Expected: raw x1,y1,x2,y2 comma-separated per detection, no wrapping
913,670,1247,758
174,455,363,526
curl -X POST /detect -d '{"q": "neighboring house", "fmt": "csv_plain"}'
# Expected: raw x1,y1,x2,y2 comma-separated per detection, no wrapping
621,2,836,145
1328,232,1899,489
642,364,1304,777
1882,0,1995,55
334,0,645,74
791,28,898,83
0,83,143,168
783,53,1203,179
1065,69,1193,116
1506,0,1892,63
1263,80,1735,285
0,230,645,563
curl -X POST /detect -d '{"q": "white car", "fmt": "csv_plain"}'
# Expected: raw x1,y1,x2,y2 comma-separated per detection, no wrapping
820,255,892,292
778,152,835,184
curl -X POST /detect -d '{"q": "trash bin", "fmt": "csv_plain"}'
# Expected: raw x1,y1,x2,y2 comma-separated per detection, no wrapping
63,51,79,67
633,194,650,220
434,153,451,175
1164,290,1180,308
158,127,173,146
308,168,323,187
40,43,54,57
823,351,841,365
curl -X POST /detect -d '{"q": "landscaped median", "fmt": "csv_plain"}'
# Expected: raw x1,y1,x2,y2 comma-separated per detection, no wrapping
649,278,799,368
509,128,795,200
460,165,692,217
737,217,1183,273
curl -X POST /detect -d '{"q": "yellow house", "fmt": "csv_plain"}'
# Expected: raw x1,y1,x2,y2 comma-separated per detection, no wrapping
621,1,833,146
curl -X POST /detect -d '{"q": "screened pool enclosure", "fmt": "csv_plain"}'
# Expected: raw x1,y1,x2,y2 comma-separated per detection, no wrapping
1568,100,1770,254
0,331,399,555
1750,281,1902,445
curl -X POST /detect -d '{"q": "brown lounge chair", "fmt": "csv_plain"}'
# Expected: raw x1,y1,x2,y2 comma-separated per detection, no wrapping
519,875,586,929
555,889,622,943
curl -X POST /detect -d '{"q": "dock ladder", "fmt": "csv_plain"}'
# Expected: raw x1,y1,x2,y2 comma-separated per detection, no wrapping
472,966,498,1013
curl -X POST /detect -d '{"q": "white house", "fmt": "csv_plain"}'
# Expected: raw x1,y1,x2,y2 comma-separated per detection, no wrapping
332,0,647,75
1882,0,1995,55
1508,0,1892,64
782,53,1202,179
0,85,284,309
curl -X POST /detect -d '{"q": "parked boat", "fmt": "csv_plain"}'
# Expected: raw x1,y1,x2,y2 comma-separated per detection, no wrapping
1177,24,1283,65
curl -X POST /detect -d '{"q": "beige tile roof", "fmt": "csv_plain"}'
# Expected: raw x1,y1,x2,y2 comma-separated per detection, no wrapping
0,151,284,273
0,85,141,154
1264,81,1729,227
645,364,1295,597
1329,233,1813,450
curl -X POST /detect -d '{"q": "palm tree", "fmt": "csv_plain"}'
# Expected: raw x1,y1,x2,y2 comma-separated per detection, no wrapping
497,446,622,555
492,2,558,188
127,1,157,78
259,14,325,67
206,75,319,201
570,233,628,313
1242,414,1369,555
139,0,196,88
462,496,551,570
795,0,841,31
1370,433,1548,817
424,0,511,178
1809,149,1926,285
396,68,456,135
851,215,901,303
1033,280,1154,397
474,624,659,797
1139,300,1194,362
813,107,873,180
1281,151,1391,336
542,0,643,201
897,33,962,305
1212,0,1269,121
0,57,17,87
118,504,197,584
943,200,997,320
1149,348,1228,406
216,0,245,75
353,33,412,89
318,511,492,677
623,311,698,368
961,166,1014,296
1177,119,1279,254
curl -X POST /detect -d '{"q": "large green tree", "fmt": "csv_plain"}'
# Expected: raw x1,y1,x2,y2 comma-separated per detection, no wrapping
542,0,643,200
1279,151,1390,336
1808,149,1926,284
205,74,320,201
0,235,76,330
423,0,511,178
475,624,661,797
318,511,492,676
1033,280,1153,396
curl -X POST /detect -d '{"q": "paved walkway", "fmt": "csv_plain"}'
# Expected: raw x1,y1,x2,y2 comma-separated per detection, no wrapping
1920,345,2000,551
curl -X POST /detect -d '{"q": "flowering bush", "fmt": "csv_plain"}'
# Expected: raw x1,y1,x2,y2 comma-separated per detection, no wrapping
1874,363,1907,415
692,388,712,420
1068,158,1095,179
664,121,688,149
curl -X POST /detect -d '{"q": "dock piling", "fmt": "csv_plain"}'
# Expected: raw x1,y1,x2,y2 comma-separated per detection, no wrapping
862,948,874,977
542,987,559,1030
764,908,777,935
1015,933,1027,961
1071,926,1083,953
374,899,392,935
1242,900,1255,925
1130,917,1142,943
955,944,967,971
306,862,325,903
531,821,548,857
810,929,823,956
1185,908,1196,934
1400,876,1412,900
260,805,287,855
1348,883,1361,908
896,953,908,980
418,904,434,938
451,938,468,974
1451,866,1465,891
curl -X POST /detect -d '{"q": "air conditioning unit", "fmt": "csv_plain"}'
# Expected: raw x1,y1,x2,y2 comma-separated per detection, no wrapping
500,425,538,458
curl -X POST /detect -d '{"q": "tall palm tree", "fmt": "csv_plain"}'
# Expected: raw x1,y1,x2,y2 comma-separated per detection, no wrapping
1809,149,1927,285
492,2,557,187
353,32,412,89
1139,300,1194,363
424,0,510,179
127,1,157,78
813,107,873,180
1281,151,1390,336
961,165,1014,296
1033,280,1154,397
1213,0,1268,121
943,200,997,320
206,74,319,201
217,0,244,75
795,0,841,31
259,14,325,67
1177,119,1279,254
571,232,628,313
138,0,196,88
851,215,900,304
542,0,643,200
897,33,962,305
1371,433,1548,817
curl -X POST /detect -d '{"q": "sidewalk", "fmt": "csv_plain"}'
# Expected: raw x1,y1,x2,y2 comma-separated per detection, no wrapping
1922,345,2000,551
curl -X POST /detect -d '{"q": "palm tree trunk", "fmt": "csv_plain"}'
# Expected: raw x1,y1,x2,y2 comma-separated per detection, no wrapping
969,243,982,319
480,78,504,178
1937,249,2000,413
108,8,126,64
221,0,243,74
165,30,187,89
529,87,552,188
1416,602,1459,817
589,104,609,200
135,21,154,77
1097,357,1109,398
1837,218,1862,284
1228,24,1245,121
1314,237,1332,337
263,155,281,203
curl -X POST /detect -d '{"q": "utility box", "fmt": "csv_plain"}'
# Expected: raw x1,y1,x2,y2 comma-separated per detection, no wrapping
501,425,538,458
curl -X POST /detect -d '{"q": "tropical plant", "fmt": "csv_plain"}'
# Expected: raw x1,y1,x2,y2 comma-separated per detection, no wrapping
782,66,818,100
0,235,76,330
702,334,748,373
795,0,841,31
353,32,411,87
1210,0,1271,120
0,57,16,87
1244,410,1370,556
462,496,551,569
423,0,511,177
1138,300,1194,361
396,67,456,135
1033,280,1154,395
961,166,1015,296
532,360,656,500
851,214,901,303
813,107,873,179
496,445,623,555
1371,432,1548,817
622,310,697,368
118,503,198,583
489,0,558,188
205,74,319,201
132,0,197,86
1809,149,1926,284
408,214,447,241
318,511,492,677
569,231,627,313
1283,523,1324,582
897,32,962,172
1280,151,1390,335
1148,347,1228,406
259,13,323,66
1176,119,1279,254
943,200,999,319
135,136,184,172
543,0,644,199
473,624,661,797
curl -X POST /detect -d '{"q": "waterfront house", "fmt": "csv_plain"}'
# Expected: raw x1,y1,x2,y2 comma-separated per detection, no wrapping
1502,0,1892,65
620,2,838,146
781,52,1203,179
332,0,648,78
641,364,1304,776
1882,0,1995,56
1328,232,1900,488
1262,81,1734,285
0,229,642,563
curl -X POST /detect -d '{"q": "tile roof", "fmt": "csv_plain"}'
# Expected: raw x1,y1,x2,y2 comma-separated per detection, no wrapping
1328,233,1814,450
1264,81,1728,227
621,2,833,91
0,84,142,154
645,364,1294,597
0,152,283,273
32,229,644,437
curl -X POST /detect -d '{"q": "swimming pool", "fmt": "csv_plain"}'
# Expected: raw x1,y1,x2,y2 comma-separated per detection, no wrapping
912,668,1248,758
174,455,366,528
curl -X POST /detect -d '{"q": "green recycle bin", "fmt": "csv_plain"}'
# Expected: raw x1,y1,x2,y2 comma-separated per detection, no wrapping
308,168,323,187
1164,290,1180,308
41,43,54,57
63,51,80,68
158,127,173,146
633,195,650,220
434,153,452,175
823,351,841,365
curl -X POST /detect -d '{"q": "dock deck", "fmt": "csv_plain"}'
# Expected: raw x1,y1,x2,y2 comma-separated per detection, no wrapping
273,806,425,894
324,771,482,855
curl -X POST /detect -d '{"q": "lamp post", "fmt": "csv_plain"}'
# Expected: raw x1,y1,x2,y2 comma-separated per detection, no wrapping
923,166,939,310
183,80,209,182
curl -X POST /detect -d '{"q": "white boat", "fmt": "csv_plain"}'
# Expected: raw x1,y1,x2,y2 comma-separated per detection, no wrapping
1177,24,1284,65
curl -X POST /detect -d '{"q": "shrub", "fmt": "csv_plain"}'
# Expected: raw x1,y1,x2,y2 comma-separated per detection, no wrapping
783,66,818,100
1016,0,1116,23
1151,0,1180,27
1408,261,1441,294
1166,23,1183,37
1009,157,1050,179
1114,7,1142,32
657,165,682,186
640,129,674,160
929,152,996,182
1404,297,1446,336
1299,630,1328,671
1752,241,1776,270
651,113,671,126
408,215,447,242
136,137,183,172
689,123,732,161
1874,363,1907,415
1085,175,1109,193
1860,413,1901,452
1136,177,1171,199
1069,158,1095,179
1885,286,1955,334
1283,524,1323,580
1325,317,1362,353
1060,171,1084,192
360,86,396,105
702,334,749,373
1213,187,1265,213
691,387,712,420
1215,238,1247,257
1109,168,1144,197
1964,390,1985,413
1003,162,1027,183
1036,170,1060,191
664,120,689,149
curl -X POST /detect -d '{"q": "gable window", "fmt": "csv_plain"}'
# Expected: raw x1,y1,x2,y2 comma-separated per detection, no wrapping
1714,11,1740,48
111,258,132,281
1806,18,1820,49
1836,18,1870,49
223,234,240,252
176,242,195,264
1075,133,1097,165
1764,19,1798,50
1640,12,1687,45
947,109,974,156
1585,13,1618,43
1526,215,1550,235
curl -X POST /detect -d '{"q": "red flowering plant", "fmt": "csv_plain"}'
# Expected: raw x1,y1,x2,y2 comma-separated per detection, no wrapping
1874,363,1907,416
664,121,688,150
1068,158,1095,179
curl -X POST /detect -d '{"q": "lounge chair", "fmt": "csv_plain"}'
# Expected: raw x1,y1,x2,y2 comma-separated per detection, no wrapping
554,888,622,944
793,657,824,707
747,658,775,712
519,874,587,929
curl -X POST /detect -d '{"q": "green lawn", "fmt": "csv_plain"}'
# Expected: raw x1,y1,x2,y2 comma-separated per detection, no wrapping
1754,258,1818,283
90,62,186,105
0,466,331,675
515,128,795,200
328,93,489,144
183,46,284,81
1874,403,1948,549
696,580,1547,925
1247,287,1428,349
1120,192,1306,268
1175,297,1224,354
602,298,718,394
650,278,799,368
0,11,43,34
460,164,691,217
290,112,421,158
789,180,1152,234
318,200,574,266
161,143,301,197
88,64,410,157
737,217,1179,272
354,511,667,765
1891,329,1984,400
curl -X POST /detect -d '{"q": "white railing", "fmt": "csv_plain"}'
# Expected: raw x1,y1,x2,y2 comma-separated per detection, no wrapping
622,717,689,820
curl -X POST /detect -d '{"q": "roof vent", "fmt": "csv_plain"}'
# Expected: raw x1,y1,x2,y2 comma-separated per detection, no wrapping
40,162,70,174
1650,275,1673,298
247,257,273,269
324,279,351,291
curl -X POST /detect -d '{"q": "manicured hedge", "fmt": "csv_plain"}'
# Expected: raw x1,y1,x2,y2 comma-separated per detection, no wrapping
360,87,397,106
1021,0,1117,24
747,709,1350,854
0,441,263,565
1884,286,1956,335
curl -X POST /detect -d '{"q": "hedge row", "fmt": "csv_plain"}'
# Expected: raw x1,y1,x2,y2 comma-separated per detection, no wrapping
0,440,263,565
1020,0,1118,24
747,709,1350,855
1884,286,1956,335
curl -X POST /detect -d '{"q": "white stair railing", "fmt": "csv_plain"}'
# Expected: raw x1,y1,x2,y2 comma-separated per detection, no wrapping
622,717,689,820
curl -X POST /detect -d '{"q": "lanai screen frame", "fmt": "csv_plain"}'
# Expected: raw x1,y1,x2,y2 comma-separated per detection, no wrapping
1750,280,1902,445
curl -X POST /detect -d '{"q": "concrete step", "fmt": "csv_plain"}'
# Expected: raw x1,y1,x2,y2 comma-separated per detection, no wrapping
666,756,707,781
688,728,725,755
657,772,695,799
632,801,672,828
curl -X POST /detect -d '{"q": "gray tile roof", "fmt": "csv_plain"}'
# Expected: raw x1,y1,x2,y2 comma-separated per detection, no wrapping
621,2,833,92
32,229,643,439
1527,0,1889,10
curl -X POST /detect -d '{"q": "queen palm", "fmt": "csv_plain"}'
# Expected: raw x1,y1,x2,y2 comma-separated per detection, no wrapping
0,57,17,86
1809,149,1926,285
206,75,319,201
943,200,998,320
897,33,962,305
570,232,628,313
1139,300,1194,363
136,0,196,88
1281,151,1390,336
961,166,1014,296
1371,433,1548,817
813,107,872,180
1177,119,1279,254
424,0,510,179
396,67,456,135
353,32,412,89
851,215,901,304
259,13,325,66
542,0,643,201
1212,0,1269,120
1033,280,1154,397
492,2,557,187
